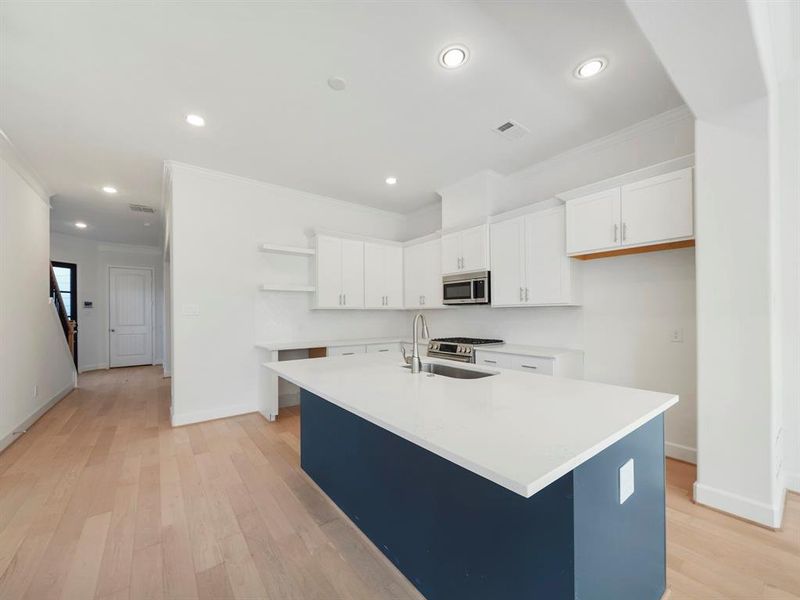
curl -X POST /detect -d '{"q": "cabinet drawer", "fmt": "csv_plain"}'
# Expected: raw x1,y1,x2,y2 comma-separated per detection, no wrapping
474,351,513,369
328,345,367,356
366,343,400,354
509,355,554,375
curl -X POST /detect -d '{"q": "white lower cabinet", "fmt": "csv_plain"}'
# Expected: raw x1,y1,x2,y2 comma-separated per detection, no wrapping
404,238,444,309
327,345,367,356
366,343,401,354
490,206,578,307
474,349,582,378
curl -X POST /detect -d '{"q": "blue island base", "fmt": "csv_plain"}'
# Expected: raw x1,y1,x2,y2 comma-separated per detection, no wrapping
300,389,666,600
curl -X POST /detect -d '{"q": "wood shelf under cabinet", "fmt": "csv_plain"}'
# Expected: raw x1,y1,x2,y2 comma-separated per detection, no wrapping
572,239,695,261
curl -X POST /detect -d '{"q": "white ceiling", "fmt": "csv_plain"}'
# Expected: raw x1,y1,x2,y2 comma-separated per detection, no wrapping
0,1,683,246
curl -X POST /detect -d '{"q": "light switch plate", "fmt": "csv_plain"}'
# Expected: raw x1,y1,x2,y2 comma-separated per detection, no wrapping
619,458,635,504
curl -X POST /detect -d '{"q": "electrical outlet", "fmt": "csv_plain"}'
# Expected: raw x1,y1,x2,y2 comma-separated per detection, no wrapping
670,328,684,343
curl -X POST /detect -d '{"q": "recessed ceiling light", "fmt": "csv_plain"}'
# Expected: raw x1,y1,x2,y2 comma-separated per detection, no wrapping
385,176,397,185
75,222,87,229
102,185,118,194
575,57,607,79
185,114,205,127
144,222,151,227
439,44,469,69
327,77,347,91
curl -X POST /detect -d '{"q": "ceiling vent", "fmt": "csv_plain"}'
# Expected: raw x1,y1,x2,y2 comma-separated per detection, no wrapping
494,120,529,140
128,204,156,214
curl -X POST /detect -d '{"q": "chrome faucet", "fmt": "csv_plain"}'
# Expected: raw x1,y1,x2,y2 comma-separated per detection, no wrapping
403,313,430,373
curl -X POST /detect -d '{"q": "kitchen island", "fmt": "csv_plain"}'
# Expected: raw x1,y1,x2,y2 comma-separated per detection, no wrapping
264,352,677,600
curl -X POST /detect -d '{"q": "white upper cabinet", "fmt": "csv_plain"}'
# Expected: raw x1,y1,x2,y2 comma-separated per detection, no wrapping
490,217,526,306
441,224,490,275
404,238,443,309
565,188,621,255
490,207,578,307
566,168,694,257
620,168,693,246
315,235,364,308
364,242,403,309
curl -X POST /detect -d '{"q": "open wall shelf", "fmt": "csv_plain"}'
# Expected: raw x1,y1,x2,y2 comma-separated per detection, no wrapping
259,243,316,256
260,284,316,293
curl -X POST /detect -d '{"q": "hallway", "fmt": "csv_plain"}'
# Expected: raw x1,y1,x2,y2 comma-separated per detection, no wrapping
0,367,797,599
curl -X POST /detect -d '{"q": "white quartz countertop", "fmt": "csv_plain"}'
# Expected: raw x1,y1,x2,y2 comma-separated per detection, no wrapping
472,343,582,358
256,337,413,351
263,353,677,498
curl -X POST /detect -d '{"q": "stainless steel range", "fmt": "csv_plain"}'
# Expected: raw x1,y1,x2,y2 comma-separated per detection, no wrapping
427,337,504,363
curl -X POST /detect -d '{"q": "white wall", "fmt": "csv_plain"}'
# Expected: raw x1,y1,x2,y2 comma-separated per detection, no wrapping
168,163,410,426
0,152,76,451
49,233,164,372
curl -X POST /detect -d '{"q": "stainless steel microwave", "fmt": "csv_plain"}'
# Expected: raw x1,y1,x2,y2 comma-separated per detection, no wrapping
442,271,490,305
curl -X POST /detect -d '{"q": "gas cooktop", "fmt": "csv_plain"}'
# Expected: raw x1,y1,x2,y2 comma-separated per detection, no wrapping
428,337,504,363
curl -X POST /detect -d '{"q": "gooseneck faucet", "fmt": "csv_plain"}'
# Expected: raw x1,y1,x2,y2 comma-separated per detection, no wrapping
404,313,430,374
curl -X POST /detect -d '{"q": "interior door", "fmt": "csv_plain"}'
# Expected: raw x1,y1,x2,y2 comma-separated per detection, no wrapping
109,267,153,368
620,168,694,246
460,224,489,272
316,236,342,308
526,208,567,304
340,239,365,308
490,217,525,306
565,188,621,254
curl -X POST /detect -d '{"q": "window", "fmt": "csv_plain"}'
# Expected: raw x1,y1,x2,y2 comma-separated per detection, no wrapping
52,262,77,320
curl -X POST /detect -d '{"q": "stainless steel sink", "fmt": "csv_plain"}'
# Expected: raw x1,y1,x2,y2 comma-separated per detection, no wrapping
402,362,497,379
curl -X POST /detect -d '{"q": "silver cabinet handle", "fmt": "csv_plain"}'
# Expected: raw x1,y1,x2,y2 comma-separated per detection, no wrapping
525,287,529,302
338,294,342,306
343,352,355,356
421,295,425,305
614,224,619,243
343,293,346,305
622,222,628,242
378,349,389,352
521,364,538,369
483,359,497,364
519,287,523,301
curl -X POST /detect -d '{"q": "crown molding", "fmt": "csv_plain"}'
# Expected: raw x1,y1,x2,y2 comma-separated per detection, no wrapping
164,160,407,221
0,129,52,205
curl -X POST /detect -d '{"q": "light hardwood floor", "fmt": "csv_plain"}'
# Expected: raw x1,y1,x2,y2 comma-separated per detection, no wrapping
0,366,797,600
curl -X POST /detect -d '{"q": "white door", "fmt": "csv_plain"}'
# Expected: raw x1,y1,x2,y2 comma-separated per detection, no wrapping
109,267,153,368
620,168,693,246
460,224,489,272
490,217,526,306
384,245,404,308
316,236,342,308
340,239,364,308
363,242,385,308
440,232,461,275
526,208,568,304
565,188,621,255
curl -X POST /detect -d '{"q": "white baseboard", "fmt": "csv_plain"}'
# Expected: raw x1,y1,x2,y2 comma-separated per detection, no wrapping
785,470,800,494
79,363,108,373
0,382,75,453
693,481,784,528
665,442,697,464
171,402,258,427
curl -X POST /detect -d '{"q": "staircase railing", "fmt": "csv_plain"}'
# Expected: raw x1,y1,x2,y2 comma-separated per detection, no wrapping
50,263,76,361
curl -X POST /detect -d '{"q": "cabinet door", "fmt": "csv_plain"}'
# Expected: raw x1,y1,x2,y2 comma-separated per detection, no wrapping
363,242,385,308
366,343,400,354
461,224,489,272
440,232,461,275
620,168,693,246
403,243,425,308
421,239,444,307
328,345,367,356
565,188,621,255
525,207,572,304
315,236,342,308
384,245,404,308
340,239,364,308
474,350,513,369
490,217,526,306
509,354,555,376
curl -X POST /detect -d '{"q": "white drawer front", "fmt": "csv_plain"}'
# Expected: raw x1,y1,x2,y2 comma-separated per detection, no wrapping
328,345,367,356
366,343,400,354
474,351,513,369
509,355,554,375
